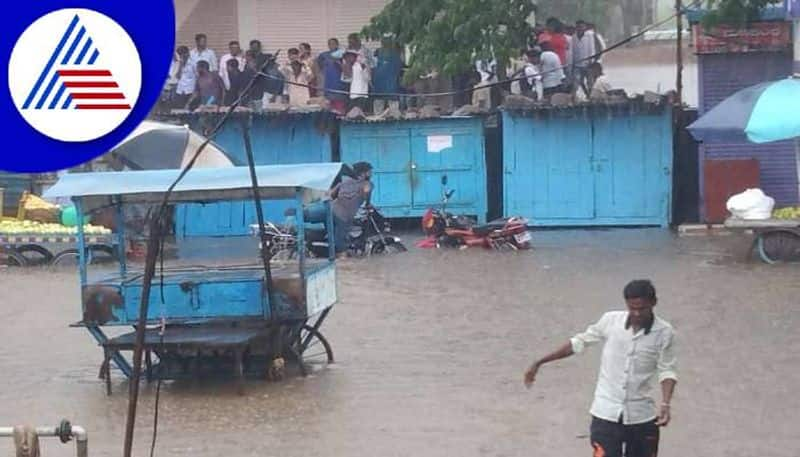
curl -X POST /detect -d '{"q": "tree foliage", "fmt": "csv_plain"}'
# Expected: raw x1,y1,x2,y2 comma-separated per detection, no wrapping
362,0,535,83
701,0,781,27
363,0,783,83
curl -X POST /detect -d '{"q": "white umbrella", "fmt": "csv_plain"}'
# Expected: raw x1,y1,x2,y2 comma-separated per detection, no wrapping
108,121,236,170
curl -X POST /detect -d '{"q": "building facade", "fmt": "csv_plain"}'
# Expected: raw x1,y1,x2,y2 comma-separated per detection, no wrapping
174,0,392,59
690,8,799,220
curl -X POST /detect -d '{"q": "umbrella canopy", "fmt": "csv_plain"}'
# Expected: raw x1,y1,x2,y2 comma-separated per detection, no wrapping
108,121,237,170
688,77,800,144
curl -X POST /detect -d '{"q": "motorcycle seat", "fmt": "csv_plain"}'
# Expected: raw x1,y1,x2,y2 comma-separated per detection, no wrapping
471,225,495,236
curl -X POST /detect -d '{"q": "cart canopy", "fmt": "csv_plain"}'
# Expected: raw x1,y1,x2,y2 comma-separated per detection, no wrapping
44,163,344,212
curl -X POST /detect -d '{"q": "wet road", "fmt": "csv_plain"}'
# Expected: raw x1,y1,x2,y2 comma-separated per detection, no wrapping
1,229,799,456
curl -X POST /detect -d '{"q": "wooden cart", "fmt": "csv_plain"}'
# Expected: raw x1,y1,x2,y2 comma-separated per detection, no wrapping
724,217,800,264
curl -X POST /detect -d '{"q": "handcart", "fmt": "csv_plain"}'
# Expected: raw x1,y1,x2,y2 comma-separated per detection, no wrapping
724,217,800,264
43,163,342,394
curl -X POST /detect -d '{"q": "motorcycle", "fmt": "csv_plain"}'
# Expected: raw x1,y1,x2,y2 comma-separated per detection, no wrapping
418,175,532,251
254,205,406,259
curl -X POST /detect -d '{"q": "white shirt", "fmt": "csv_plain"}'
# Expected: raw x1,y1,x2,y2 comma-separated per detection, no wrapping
350,62,370,99
593,75,612,93
570,311,677,425
175,61,196,95
219,53,245,90
523,63,539,87
540,51,565,89
571,31,597,68
189,48,218,73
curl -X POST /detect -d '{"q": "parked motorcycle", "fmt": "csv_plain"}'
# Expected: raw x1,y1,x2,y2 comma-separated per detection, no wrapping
418,175,532,251
254,205,406,259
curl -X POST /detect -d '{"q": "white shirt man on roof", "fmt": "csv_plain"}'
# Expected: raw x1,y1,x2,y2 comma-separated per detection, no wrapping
189,33,218,73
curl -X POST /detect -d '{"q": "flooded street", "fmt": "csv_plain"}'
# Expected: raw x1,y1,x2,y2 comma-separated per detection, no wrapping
2,229,799,456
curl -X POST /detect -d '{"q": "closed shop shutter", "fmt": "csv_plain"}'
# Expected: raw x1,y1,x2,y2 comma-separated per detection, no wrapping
699,52,798,205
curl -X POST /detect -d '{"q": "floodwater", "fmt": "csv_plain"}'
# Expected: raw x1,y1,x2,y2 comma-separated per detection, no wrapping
1,229,799,456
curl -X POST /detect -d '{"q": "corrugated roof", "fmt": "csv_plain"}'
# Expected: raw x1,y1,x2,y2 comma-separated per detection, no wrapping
341,115,482,124
153,109,338,123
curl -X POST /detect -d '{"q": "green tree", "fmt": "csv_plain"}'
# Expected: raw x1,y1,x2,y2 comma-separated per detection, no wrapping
362,0,535,83
701,0,781,26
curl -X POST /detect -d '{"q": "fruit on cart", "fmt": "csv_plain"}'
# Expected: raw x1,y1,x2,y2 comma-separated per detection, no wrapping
0,218,111,235
773,206,800,220
18,191,62,224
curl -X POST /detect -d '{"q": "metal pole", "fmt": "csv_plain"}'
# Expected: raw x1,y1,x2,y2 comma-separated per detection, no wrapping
74,197,87,287
114,197,127,278
240,117,274,315
675,0,683,106
793,18,799,198
794,18,800,76
123,214,163,457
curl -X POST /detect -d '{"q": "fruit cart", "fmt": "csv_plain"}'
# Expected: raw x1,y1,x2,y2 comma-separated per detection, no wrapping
724,212,800,264
42,163,341,394
1,193,116,267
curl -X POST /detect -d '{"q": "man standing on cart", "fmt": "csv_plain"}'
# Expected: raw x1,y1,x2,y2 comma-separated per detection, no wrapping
523,280,678,457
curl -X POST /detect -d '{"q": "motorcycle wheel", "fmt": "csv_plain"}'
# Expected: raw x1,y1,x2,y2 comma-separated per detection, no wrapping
369,237,407,255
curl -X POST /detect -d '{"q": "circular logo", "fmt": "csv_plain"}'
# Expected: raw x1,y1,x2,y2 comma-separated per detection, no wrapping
8,8,141,142
1,0,174,172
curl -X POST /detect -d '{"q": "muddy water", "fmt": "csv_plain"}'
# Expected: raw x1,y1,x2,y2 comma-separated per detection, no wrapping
1,229,799,456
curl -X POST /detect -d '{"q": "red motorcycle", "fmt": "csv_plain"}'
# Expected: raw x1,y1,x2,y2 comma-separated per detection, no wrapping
417,175,532,251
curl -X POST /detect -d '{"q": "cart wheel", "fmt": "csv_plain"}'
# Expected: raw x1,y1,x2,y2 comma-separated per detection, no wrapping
294,325,333,376
16,244,54,266
88,244,117,264
3,249,28,267
51,249,81,268
757,231,800,264
51,246,116,268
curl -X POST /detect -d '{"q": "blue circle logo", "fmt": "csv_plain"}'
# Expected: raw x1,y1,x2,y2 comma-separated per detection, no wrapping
1,1,175,172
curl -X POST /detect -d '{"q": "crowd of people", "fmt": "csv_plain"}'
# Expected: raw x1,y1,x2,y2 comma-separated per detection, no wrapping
160,18,614,115
161,32,404,115
507,17,612,103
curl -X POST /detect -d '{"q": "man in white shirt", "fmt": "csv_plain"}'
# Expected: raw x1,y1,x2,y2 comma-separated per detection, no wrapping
529,45,565,101
570,20,597,97
219,40,245,90
524,280,677,457
588,62,613,100
344,49,370,113
189,33,218,73
173,46,195,109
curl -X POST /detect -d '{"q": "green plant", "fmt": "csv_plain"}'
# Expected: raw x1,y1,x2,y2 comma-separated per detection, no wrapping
362,0,535,84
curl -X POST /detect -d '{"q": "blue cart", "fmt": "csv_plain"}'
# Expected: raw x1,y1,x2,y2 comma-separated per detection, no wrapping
43,163,342,394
